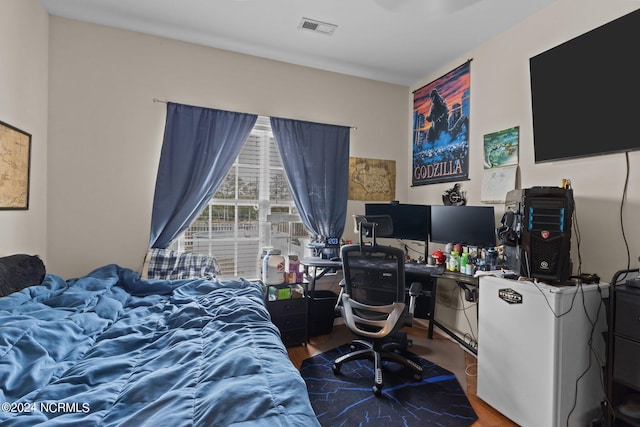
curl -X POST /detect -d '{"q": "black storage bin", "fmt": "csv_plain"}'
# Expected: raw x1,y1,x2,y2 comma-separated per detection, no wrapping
307,290,338,337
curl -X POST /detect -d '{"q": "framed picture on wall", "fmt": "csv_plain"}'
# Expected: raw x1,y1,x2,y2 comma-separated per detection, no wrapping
0,120,32,210
483,126,519,169
348,156,396,201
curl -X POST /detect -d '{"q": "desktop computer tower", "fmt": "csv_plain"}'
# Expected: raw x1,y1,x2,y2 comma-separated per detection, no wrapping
499,187,574,282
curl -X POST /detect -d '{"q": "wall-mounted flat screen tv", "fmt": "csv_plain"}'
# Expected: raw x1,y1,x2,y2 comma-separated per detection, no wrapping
430,205,496,248
529,8,640,163
364,203,430,242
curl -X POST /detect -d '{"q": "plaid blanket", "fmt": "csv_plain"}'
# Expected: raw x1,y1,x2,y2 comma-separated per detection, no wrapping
143,248,219,280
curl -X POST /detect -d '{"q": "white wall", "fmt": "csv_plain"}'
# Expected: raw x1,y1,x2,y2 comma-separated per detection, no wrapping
410,0,640,282
6,0,639,291
47,17,409,278
409,0,640,341
0,1,48,260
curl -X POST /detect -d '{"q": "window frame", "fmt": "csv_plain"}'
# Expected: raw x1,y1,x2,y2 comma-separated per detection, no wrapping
172,117,309,279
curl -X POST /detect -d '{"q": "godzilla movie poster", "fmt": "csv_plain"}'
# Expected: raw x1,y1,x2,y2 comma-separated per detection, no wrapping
412,61,470,186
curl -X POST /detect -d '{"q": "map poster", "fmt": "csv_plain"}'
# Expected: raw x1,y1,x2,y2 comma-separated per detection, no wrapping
412,61,470,186
0,121,32,210
348,157,395,201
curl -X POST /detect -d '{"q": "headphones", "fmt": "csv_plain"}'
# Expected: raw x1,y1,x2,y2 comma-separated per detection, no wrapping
496,209,520,247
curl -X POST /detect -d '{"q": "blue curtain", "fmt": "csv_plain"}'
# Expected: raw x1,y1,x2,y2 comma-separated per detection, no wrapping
149,103,257,248
270,117,350,241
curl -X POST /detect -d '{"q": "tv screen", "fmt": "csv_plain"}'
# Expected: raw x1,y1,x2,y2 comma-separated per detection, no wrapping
364,203,430,242
529,8,640,163
430,205,496,248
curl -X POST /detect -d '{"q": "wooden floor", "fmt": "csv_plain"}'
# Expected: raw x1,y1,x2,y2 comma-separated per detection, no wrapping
287,322,518,427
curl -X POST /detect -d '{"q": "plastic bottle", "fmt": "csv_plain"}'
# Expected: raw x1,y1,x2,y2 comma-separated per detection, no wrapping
460,252,469,273
257,246,273,279
286,254,300,284
465,263,475,276
486,248,498,271
263,249,285,285
449,250,460,272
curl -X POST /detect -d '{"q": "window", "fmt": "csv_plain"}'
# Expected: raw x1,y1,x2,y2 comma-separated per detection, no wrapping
172,117,309,279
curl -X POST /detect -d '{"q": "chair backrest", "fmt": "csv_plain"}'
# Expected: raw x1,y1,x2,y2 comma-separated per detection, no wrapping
340,243,406,307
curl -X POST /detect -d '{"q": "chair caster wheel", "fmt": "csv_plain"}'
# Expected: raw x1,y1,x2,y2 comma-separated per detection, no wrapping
372,385,382,396
332,363,340,374
413,373,422,381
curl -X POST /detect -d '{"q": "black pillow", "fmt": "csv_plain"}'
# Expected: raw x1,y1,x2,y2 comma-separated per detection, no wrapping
0,254,46,297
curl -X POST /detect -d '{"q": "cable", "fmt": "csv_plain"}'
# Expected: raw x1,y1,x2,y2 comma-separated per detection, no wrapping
530,279,581,318
458,285,478,344
528,278,605,424
397,239,427,260
618,152,631,280
437,280,464,311
524,249,532,279
464,361,477,377
435,282,478,349
572,197,583,276
565,283,606,427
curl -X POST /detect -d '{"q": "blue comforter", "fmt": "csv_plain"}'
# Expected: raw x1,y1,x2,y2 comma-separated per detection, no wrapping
0,265,319,426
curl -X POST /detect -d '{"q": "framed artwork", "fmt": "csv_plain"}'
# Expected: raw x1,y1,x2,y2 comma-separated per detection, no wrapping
483,126,519,168
412,61,471,186
348,156,396,201
0,120,32,210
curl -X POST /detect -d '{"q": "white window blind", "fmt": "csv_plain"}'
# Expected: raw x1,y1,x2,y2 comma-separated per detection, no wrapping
172,117,309,279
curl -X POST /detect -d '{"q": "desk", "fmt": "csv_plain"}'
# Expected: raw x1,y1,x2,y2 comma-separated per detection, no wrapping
300,257,342,294
403,265,479,349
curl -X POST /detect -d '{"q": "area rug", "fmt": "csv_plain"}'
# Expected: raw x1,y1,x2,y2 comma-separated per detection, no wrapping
300,344,477,427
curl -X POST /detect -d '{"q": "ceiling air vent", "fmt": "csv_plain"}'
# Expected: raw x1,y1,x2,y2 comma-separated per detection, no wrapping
298,17,337,36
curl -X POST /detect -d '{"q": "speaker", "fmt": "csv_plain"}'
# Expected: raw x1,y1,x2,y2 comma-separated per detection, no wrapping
502,187,574,282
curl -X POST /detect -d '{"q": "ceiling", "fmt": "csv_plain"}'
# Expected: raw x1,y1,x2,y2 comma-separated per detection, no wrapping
39,0,557,87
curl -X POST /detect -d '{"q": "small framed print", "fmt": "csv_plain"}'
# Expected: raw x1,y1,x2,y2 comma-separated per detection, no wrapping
0,120,32,210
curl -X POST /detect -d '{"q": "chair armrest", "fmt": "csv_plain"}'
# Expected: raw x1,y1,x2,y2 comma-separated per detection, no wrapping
334,279,346,316
408,281,423,316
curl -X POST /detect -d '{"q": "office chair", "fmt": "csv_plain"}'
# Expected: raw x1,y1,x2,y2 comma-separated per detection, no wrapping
333,218,423,396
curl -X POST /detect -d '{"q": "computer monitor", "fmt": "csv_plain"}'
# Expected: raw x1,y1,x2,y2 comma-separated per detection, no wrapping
430,205,496,248
364,203,430,242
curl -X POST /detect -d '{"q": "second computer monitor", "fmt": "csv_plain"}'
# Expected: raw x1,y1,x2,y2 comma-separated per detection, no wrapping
430,205,496,248
364,203,430,242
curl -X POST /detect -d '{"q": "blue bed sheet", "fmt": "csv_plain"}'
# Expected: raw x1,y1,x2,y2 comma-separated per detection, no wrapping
0,265,319,426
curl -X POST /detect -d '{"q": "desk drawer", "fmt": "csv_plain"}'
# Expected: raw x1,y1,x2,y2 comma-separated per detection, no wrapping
280,328,306,347
613,336,640,389
271,313,306,331
616,292,640,341
267,298,306,317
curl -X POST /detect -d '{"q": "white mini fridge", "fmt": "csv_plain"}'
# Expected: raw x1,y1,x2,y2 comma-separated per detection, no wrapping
477,276,608,427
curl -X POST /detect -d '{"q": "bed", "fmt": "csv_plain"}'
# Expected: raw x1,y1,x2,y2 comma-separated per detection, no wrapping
0,254,319,426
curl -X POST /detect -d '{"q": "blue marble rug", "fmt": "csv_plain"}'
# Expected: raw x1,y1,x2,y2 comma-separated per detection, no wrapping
300,344,477,427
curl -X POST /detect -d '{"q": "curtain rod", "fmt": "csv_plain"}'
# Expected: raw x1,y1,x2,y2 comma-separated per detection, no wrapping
153,98,357,130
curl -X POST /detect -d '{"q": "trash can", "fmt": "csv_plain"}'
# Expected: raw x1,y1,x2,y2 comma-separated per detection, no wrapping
307,290,339,337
